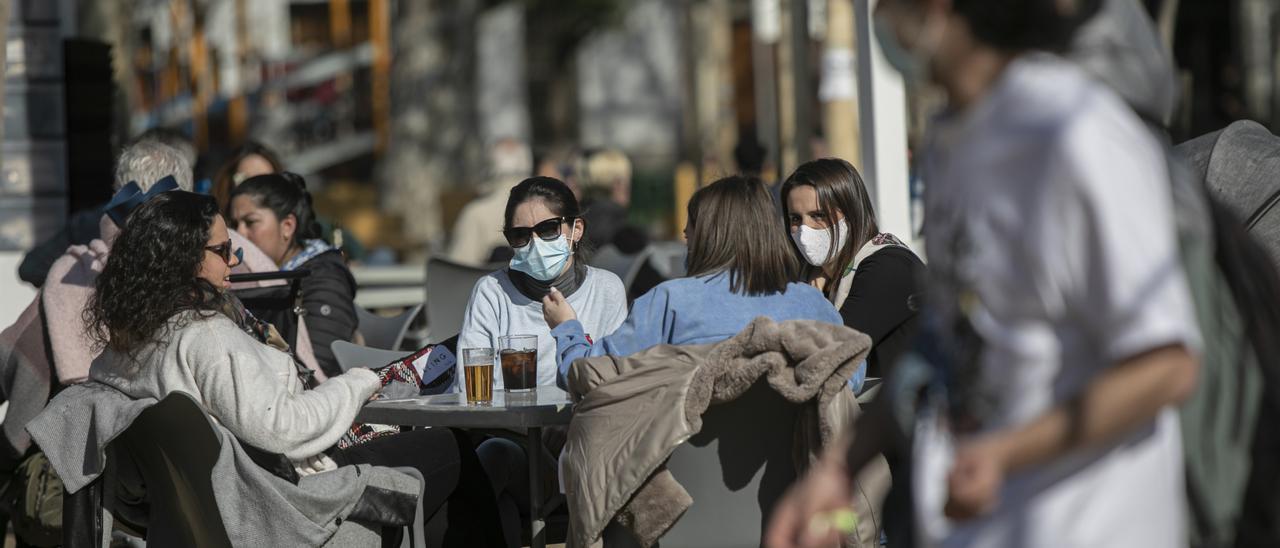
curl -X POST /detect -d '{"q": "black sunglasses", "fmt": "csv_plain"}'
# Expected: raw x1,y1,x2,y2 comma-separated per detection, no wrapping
503,216,574,249
205,240,244,265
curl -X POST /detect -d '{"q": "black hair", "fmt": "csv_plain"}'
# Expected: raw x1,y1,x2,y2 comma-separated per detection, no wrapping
87,192,225,356
953,0,1102,52
230,172,322,251
503,176,591,259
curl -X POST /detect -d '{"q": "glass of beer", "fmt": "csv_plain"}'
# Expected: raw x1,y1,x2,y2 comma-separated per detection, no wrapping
461,348,494,404
499,335,538,392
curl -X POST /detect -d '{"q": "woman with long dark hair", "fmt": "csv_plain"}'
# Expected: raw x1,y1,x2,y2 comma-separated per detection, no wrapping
768,1,1200,547
85,191,504,546
230,172,356,377
781,158,925,378
212,141,283,217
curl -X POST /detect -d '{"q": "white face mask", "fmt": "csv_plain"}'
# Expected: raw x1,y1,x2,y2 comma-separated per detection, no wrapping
792,218,850,267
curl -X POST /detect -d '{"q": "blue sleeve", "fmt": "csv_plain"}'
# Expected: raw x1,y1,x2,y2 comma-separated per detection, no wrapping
553,285,674,389
847,361,867,393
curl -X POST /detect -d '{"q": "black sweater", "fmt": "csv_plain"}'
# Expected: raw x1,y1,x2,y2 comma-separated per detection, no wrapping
837,246,925,378
298,250,358,377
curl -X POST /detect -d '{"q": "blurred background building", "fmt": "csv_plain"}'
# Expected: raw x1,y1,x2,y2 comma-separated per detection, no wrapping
1,0,1278,323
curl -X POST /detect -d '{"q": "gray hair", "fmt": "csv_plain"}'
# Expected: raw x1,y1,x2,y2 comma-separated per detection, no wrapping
113,140,194,192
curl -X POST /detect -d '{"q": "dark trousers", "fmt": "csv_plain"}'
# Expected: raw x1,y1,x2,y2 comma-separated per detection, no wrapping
331,428,506,548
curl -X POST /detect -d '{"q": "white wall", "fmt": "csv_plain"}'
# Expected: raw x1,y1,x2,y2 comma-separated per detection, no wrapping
0,253,37,327
854,0,916,252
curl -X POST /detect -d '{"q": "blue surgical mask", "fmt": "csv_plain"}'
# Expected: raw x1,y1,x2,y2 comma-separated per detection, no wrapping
509,235,573,281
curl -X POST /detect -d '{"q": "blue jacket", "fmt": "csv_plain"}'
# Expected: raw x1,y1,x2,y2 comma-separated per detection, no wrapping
552,272,865,390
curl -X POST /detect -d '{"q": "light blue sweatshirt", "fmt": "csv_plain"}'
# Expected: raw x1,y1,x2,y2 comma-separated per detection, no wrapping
552,272,865,391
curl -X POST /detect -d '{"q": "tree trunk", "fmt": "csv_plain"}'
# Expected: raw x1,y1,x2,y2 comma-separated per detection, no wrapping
380,0,482,252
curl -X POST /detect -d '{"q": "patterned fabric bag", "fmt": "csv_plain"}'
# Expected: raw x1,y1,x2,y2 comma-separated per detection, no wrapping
336,347,433,449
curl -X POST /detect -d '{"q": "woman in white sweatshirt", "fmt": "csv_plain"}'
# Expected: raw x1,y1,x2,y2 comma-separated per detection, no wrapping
84,191,505,547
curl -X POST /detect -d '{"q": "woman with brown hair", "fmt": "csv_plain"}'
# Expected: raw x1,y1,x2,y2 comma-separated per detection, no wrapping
781,158,925,378
212,141,283,217
543,175,850,389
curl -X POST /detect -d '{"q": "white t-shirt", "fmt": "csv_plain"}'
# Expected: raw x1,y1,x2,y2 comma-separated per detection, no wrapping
457,265,628,390
914,54,1200,547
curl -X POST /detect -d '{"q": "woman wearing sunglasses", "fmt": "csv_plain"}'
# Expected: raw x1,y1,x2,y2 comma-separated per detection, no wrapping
80,191,506,546
230,172,357,378
457,176,629,391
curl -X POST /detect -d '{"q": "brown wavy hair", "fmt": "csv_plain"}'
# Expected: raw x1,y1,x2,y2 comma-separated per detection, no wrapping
86,192,225,356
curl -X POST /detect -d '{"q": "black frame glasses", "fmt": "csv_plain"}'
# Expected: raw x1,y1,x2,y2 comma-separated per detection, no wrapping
503,216,574,249
205,240,243,265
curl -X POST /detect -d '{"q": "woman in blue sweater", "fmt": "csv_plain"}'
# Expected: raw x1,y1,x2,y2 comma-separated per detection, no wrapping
542,175,860,390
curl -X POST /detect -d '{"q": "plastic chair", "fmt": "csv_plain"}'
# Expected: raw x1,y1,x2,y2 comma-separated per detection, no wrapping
331,340,411,372
425,258,493,344
603,379,800,548
588,245,653,292
113,392,234,548
357,304,423,351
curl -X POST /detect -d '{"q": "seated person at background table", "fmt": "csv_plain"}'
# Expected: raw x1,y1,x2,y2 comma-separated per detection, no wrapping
230,173,357,378
214,141,366,262
212,141,282,218
84,191,505,546
781,158,925,379
457,176,628,391
542,174,860,391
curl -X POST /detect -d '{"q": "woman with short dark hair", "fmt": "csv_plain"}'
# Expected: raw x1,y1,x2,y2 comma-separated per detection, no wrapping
544,175,854,389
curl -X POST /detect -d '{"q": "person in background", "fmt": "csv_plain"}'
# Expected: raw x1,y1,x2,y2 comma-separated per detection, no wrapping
734,126,768,179
0,140,198,502
767,1,1200,547
18,129,195,287
781,158,925,379
139,126,198,170
577,148,666,299
543,175,859,391
535,144,584,199
78,191,506,546
448,139,535,266
230,172,357,378
578,149,634,249
212,141,282,217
